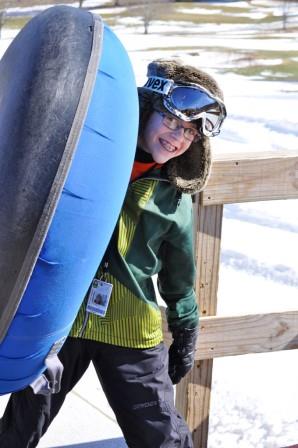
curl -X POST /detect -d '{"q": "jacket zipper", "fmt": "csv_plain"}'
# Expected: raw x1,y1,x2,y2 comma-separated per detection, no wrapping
78,311,90,338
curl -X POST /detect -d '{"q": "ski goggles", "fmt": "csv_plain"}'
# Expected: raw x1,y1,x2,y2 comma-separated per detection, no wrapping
142,76,226,137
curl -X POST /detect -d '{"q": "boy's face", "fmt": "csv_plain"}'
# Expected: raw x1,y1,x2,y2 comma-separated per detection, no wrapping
139,111,198,164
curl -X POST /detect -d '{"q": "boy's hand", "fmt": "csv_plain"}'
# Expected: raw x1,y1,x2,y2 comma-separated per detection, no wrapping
168,326,198,385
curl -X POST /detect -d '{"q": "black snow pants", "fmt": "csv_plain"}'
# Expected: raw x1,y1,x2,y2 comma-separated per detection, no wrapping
0,337,193,448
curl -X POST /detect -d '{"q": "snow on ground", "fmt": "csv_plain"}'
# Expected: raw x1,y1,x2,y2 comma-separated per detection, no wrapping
0,3,297,446
209,350,297,448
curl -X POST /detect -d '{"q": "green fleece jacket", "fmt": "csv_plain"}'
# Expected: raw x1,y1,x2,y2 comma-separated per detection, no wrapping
70,165,198,348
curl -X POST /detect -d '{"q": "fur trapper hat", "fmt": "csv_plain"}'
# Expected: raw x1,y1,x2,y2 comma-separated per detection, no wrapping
138,59,224,194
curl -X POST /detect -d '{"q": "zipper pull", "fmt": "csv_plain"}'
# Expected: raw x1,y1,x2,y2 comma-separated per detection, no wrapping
176,191,182,206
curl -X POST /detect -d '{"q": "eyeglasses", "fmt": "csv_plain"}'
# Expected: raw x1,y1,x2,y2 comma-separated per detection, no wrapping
142,76,227,137
157,111,200,142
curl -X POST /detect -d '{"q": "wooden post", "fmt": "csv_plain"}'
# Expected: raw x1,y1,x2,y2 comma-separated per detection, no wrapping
175,200,223,447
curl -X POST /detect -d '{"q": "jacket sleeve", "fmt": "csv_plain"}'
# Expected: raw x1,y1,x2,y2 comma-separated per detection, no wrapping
157,194,199,331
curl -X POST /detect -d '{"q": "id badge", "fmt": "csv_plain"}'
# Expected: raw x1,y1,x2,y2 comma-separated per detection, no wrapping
86,279,113,317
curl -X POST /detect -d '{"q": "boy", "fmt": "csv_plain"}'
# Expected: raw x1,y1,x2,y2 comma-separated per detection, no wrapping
0,59,226,448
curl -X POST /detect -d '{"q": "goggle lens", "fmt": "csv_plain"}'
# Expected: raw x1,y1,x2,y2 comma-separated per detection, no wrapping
204,108,222,131
170,86,216,113
164,86,225,137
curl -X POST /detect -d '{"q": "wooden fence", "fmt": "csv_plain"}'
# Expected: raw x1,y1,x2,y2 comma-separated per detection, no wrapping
163,150,298,447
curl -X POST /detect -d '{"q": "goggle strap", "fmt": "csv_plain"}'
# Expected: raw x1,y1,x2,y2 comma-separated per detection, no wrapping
142,76,174,95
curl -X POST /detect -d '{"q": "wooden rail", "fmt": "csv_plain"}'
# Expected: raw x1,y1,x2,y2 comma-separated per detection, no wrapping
170,151,298,447
163,310,298,358
201,151,298,205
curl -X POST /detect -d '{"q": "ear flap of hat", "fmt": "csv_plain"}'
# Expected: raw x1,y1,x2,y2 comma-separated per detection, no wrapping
164,135,212,194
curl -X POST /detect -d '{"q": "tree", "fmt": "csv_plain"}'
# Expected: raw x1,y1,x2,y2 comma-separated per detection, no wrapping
281,0,290,30
142,0,152,35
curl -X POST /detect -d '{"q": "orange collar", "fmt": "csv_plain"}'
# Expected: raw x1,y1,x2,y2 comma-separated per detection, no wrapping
130,160,162,182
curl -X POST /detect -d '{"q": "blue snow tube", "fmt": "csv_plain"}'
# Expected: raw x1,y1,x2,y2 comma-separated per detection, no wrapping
0,6,138,394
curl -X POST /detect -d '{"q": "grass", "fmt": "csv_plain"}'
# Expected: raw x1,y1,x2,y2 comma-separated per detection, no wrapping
227,58,298,81
103,3,289,27
2,17,28,29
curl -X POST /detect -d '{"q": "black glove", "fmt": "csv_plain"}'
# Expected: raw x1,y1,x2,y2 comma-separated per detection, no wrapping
168,326,198,385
